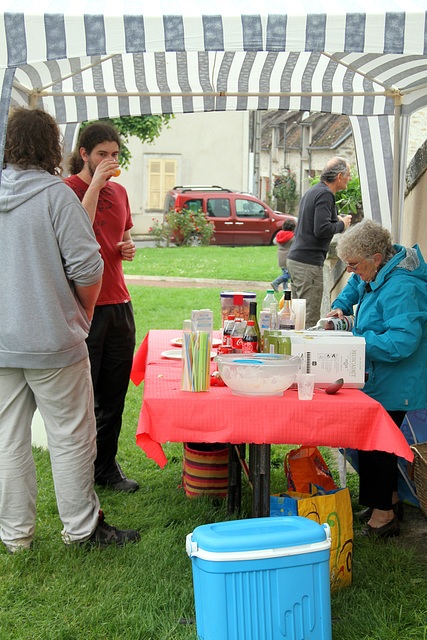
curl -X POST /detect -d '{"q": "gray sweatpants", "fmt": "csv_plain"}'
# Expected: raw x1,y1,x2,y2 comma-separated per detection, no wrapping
287,258,324,330
0,358,100,551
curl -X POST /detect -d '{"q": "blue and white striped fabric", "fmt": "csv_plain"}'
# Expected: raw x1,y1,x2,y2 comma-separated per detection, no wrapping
3,0,427,234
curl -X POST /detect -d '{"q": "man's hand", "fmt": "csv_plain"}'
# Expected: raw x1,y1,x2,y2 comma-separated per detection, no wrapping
339,214,352,230
91,159,120,191
117,239,136,262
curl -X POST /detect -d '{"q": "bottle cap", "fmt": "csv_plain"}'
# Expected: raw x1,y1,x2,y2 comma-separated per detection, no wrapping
227,314,235,320
247,320,255,325
284,290,291,300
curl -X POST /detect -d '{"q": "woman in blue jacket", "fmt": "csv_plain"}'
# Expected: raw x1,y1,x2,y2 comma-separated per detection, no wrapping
327,220,427,538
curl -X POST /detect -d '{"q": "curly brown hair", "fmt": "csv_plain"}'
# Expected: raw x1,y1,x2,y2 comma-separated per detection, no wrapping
3,107,63,175
67,122,121,175
336,219,396,266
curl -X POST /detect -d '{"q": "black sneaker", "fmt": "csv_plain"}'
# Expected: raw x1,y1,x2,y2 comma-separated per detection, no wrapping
79,512,141,549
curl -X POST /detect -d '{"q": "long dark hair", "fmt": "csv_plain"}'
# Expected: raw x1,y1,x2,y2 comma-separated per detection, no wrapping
4,107,63,175
67,122,121,175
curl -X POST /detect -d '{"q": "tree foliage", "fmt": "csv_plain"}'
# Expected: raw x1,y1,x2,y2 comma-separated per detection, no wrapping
80,115,173,168
273,167,299,215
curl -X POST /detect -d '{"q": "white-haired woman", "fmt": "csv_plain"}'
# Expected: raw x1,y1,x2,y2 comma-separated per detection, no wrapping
327,220,427,538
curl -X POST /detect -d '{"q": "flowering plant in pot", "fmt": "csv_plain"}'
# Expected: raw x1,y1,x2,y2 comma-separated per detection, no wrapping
149,207,215,247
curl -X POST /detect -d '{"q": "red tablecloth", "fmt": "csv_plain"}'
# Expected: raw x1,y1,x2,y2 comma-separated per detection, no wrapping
131,330,414,469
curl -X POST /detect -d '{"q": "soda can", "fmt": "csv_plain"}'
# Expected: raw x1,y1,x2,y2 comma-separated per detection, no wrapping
217,345,232,355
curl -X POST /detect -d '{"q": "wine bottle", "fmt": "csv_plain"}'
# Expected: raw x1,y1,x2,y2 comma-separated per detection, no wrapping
248,301,261,345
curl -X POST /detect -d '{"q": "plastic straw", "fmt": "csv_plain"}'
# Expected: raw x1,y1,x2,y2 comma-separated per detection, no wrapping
181,330,210,392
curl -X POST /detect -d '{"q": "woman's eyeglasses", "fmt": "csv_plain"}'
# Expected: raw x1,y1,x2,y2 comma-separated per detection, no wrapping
344,260,364,272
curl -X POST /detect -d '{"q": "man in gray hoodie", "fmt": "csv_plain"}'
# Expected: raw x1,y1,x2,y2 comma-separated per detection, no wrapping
0,108,140,551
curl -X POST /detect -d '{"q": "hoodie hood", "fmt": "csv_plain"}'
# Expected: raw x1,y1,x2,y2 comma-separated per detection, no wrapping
0,164,62,212
276,229,294,244
370,243,427,291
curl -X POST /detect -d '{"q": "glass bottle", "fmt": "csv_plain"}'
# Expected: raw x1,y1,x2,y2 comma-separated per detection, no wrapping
242,320,259,353
278,291,296,329
311,316,354,331
248,301,261,345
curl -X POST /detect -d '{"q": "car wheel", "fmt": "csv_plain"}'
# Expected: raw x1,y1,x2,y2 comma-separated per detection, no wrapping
186,234,202,246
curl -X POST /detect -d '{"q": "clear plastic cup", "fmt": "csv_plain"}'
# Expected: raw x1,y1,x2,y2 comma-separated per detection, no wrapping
292,299,306,330
297,372,315,400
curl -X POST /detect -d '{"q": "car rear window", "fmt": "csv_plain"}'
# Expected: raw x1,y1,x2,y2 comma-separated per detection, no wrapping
182,198,203,212
164,194,176,214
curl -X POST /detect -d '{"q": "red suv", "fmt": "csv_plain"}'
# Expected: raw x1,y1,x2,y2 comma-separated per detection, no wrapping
164,186,297,246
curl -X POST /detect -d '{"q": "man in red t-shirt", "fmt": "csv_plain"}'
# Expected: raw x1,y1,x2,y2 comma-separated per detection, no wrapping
65,123,139,493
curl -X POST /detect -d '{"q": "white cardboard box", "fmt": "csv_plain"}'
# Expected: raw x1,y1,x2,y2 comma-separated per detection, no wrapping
191,309,213,333
279,330,365,388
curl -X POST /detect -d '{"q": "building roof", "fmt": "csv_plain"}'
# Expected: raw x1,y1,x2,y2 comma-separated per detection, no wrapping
261,112,352,152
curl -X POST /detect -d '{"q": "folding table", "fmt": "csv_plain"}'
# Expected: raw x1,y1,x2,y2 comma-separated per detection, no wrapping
131,330,414,517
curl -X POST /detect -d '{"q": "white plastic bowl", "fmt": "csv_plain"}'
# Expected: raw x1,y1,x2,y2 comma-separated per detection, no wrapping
214,353,302,397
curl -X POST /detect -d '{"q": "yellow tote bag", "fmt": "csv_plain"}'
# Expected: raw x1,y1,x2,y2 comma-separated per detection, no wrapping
271,486,353,591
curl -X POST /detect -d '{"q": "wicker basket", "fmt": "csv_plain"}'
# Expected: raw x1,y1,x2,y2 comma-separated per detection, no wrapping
410,442,427,518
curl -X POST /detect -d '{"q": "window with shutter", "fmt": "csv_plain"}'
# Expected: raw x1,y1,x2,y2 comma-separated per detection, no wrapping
148,158,177,209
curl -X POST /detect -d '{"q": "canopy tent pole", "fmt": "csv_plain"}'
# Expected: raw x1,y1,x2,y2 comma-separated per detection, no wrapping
398,117,410,244
25,90,393,100
392,96,403,243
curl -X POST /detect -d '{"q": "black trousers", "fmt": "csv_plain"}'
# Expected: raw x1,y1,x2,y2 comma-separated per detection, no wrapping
86,302,136,483
358,410,406,511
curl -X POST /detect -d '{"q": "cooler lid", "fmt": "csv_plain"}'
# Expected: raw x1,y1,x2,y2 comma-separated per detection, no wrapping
187,516,330,560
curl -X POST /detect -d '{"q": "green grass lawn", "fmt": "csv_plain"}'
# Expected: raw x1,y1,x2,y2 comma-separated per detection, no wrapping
123,245,279,282
1,249,426,640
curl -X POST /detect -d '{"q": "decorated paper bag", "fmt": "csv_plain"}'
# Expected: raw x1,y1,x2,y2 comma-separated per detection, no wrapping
284,445,338,493
271,485,353,591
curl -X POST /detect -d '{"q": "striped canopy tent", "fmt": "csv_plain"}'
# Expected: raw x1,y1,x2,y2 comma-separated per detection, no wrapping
3,2,427,241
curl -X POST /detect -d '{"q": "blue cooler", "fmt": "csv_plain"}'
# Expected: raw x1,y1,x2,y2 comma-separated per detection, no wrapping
186,516,332,640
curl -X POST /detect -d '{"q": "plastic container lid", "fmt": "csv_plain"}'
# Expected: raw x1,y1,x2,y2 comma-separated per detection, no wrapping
187,517,331,561
214,353,299,366
220,291,256,298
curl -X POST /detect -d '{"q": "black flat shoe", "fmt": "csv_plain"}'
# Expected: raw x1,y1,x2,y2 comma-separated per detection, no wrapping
356,501,403,522
97,477,140,493
359,517,400,539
